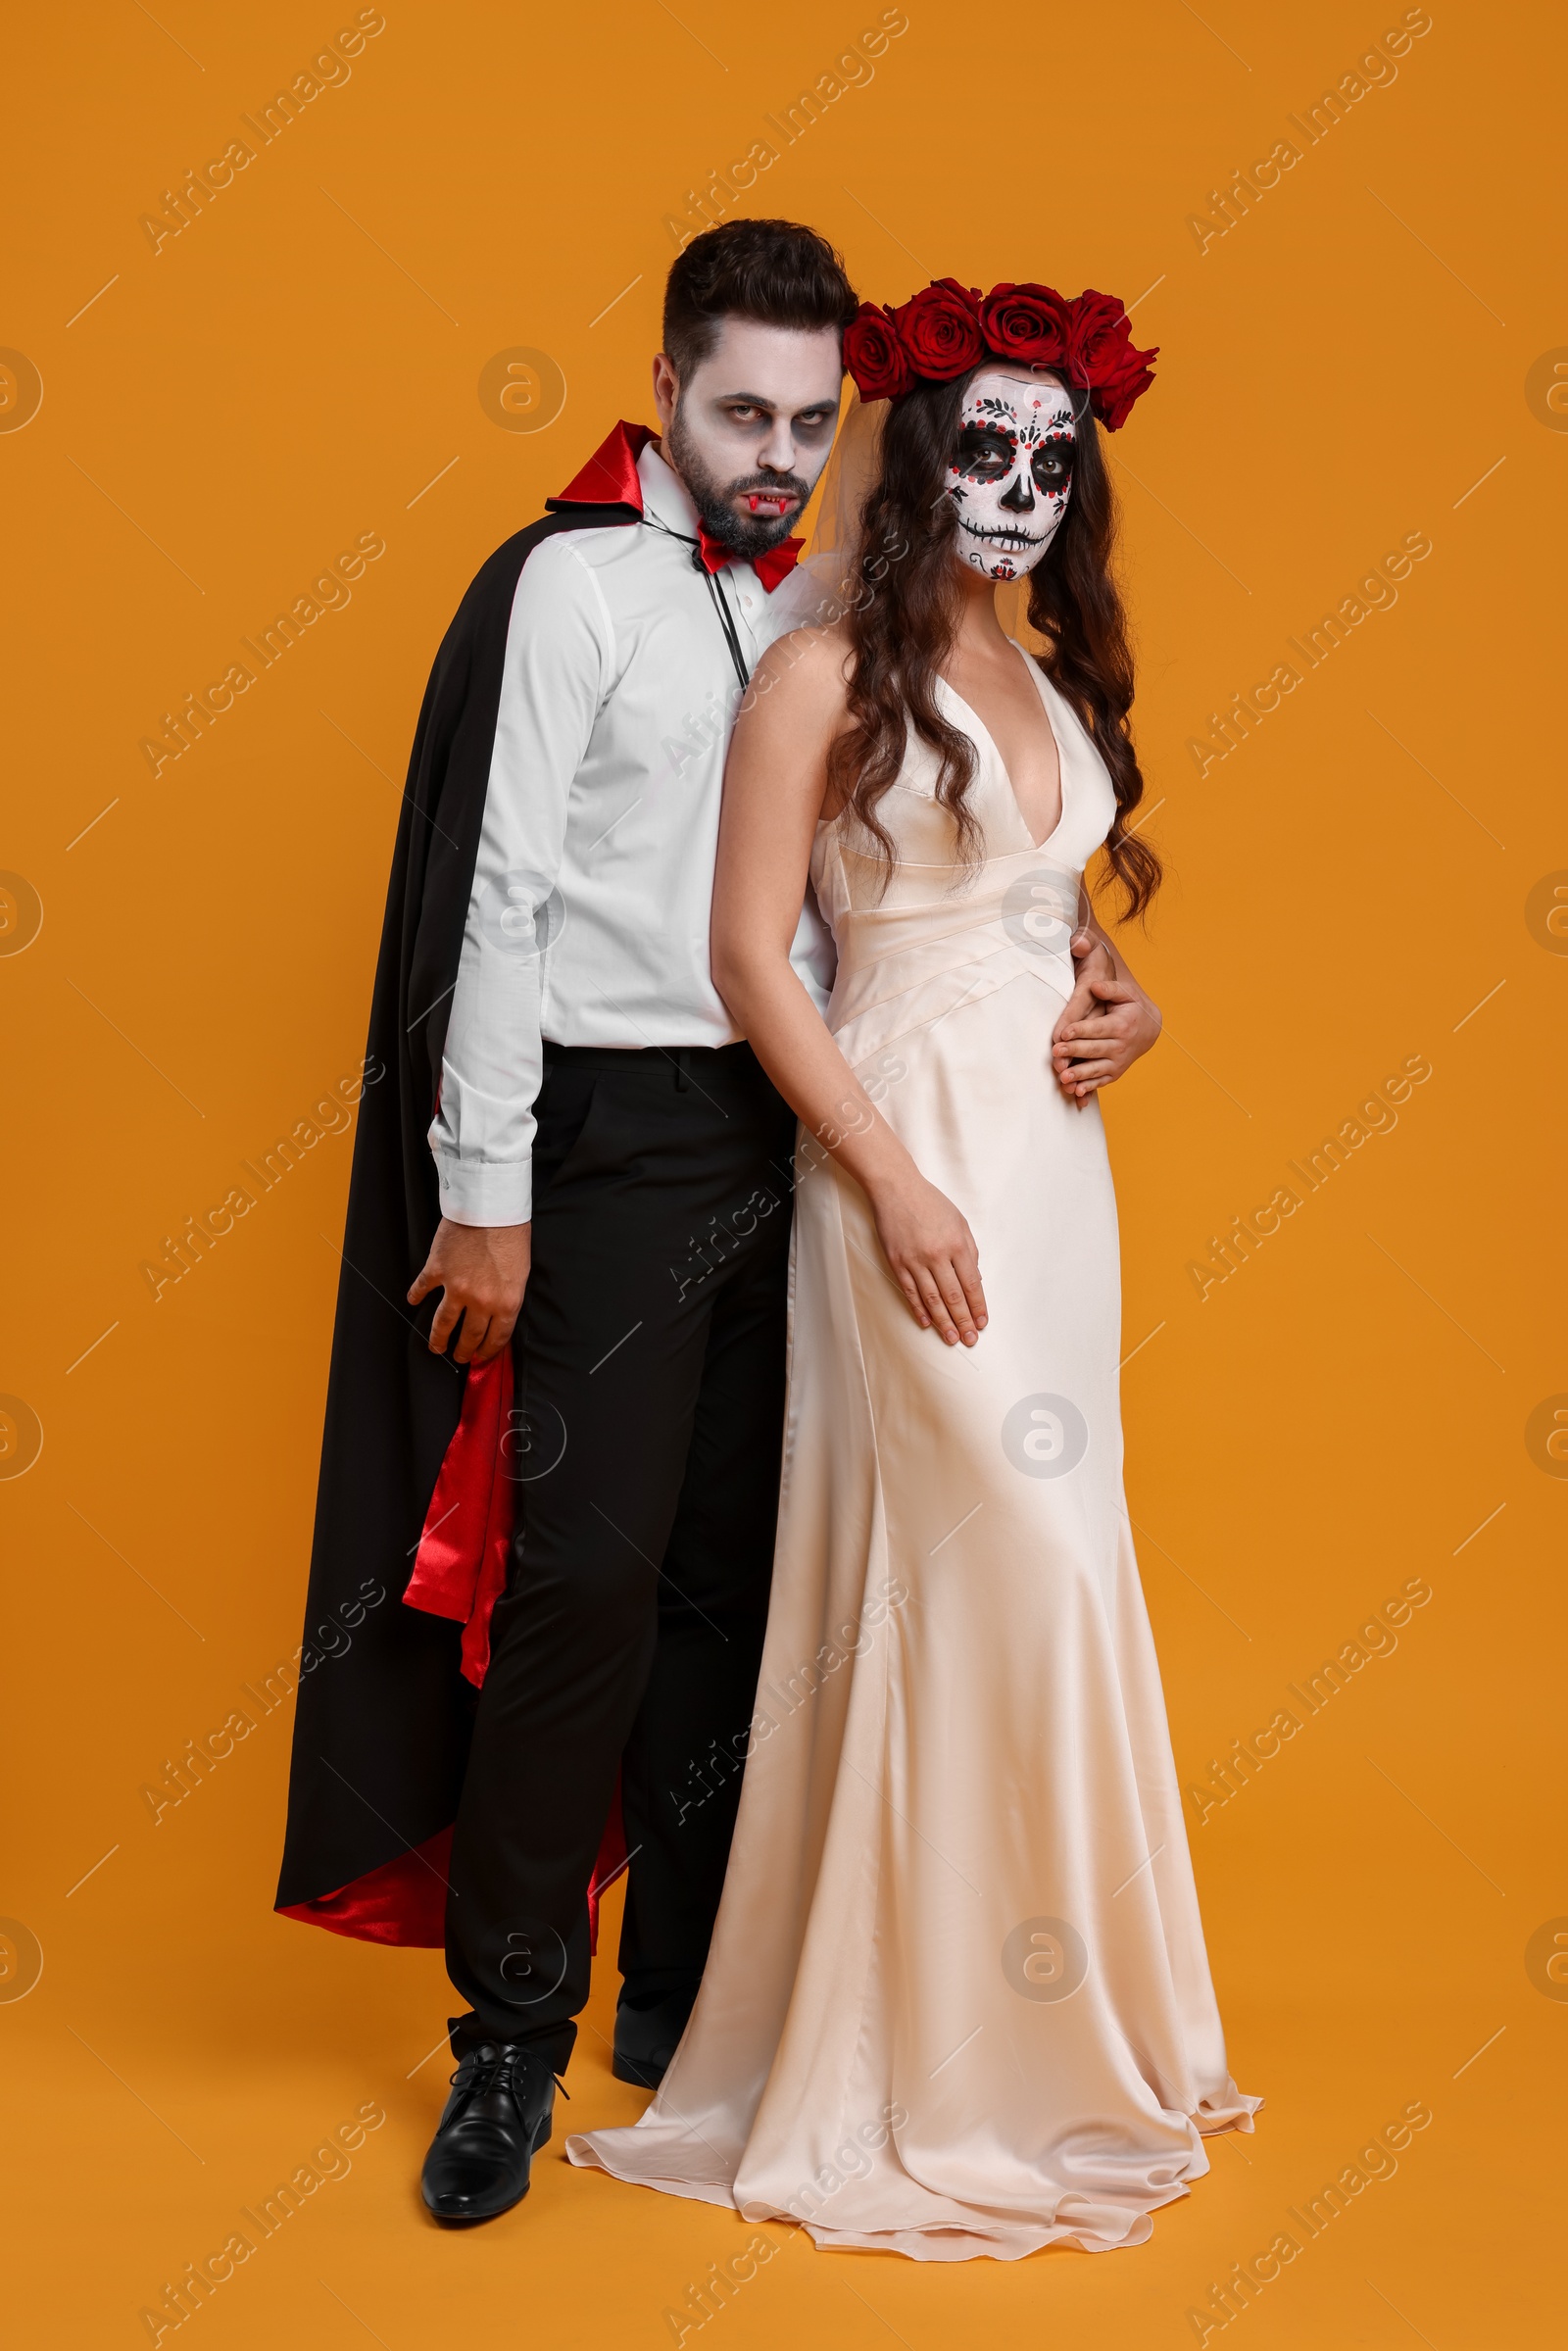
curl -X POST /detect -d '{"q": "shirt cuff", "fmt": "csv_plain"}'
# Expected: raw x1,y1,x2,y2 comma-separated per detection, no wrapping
432,1151,533,1228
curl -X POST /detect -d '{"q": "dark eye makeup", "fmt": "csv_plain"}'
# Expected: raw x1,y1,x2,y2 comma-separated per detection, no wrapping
954,424,1017,480
1031,435,1075,494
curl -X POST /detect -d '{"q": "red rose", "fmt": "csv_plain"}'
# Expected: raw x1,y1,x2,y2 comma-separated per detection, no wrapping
1065,288,1156,429
843,302,912,401
1064,287,1131,377
1090,338,1158,430
978,282,1070,368
893,278,985,380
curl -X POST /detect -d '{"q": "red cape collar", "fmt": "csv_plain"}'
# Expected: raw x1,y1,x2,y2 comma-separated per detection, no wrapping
550,420,802,593
550,418,655,509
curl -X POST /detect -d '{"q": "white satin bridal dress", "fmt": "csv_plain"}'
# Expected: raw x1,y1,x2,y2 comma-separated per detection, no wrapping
568,648,1258,2259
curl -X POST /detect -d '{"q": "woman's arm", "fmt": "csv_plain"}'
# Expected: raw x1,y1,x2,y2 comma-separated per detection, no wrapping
711,631,988,1347
1050,906,1162,1102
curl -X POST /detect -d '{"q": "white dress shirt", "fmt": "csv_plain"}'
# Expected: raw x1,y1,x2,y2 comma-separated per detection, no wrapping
430,440,834,1226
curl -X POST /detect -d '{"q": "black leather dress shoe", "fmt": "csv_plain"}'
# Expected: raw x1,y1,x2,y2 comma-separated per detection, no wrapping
420,2041,559,2224
612,1990,694,2089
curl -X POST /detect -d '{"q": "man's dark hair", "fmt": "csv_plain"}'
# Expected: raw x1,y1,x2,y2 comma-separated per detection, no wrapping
662,219,858,381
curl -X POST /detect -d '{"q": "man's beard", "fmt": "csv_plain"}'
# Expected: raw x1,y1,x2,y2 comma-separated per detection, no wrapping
664,400,811,560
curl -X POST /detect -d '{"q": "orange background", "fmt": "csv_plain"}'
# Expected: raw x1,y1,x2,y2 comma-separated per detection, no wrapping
4,1,1564,2343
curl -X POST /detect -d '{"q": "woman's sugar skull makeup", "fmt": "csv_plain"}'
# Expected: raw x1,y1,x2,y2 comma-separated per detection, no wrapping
945,371,1076,582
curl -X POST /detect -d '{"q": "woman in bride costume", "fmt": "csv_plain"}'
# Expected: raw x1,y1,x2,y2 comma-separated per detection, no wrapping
569,277,1258,2260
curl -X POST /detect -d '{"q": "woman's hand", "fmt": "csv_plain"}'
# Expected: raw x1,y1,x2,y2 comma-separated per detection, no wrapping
869,1169,988,1346
1051,930,1162,1102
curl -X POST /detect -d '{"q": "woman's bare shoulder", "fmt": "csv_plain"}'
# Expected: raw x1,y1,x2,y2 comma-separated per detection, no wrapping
742,621,853,734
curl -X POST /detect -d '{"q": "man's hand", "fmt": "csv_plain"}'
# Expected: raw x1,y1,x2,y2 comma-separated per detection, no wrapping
408,1219,531,1365
1051,930,1162,1102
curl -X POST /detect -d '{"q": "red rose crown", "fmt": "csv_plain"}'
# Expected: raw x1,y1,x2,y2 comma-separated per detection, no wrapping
842,278,1156,430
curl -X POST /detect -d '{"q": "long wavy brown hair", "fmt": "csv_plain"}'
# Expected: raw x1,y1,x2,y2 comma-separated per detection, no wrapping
824,369,1161,919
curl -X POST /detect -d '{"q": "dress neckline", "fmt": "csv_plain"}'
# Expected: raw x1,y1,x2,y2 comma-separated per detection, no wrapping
937,641,1068,857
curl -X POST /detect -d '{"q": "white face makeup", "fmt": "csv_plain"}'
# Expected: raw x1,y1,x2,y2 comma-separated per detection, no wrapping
945,371,1076,582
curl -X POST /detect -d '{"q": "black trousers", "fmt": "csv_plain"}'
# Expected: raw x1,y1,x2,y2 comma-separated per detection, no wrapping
444,1041,798,2072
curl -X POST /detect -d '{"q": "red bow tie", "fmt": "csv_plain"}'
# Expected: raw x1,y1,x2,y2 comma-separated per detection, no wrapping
695,524,804,595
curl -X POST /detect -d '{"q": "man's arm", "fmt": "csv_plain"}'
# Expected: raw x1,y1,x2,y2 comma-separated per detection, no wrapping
408,538,611,1363
1049,907,1162,1103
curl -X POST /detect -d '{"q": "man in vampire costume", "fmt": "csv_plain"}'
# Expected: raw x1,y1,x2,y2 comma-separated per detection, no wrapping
274,220,858,2225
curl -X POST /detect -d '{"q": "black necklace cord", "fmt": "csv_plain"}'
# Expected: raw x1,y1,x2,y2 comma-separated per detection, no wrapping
699,559,751,692
640,514,752,692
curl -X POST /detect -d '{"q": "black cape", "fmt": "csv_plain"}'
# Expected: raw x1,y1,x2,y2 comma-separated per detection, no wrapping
274,430,649,1940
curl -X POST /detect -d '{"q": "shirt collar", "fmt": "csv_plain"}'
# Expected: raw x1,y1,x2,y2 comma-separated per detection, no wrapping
637,440,702,535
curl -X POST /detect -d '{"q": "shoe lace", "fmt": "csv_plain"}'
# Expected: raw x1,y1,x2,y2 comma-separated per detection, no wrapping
442,2046,569,2130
